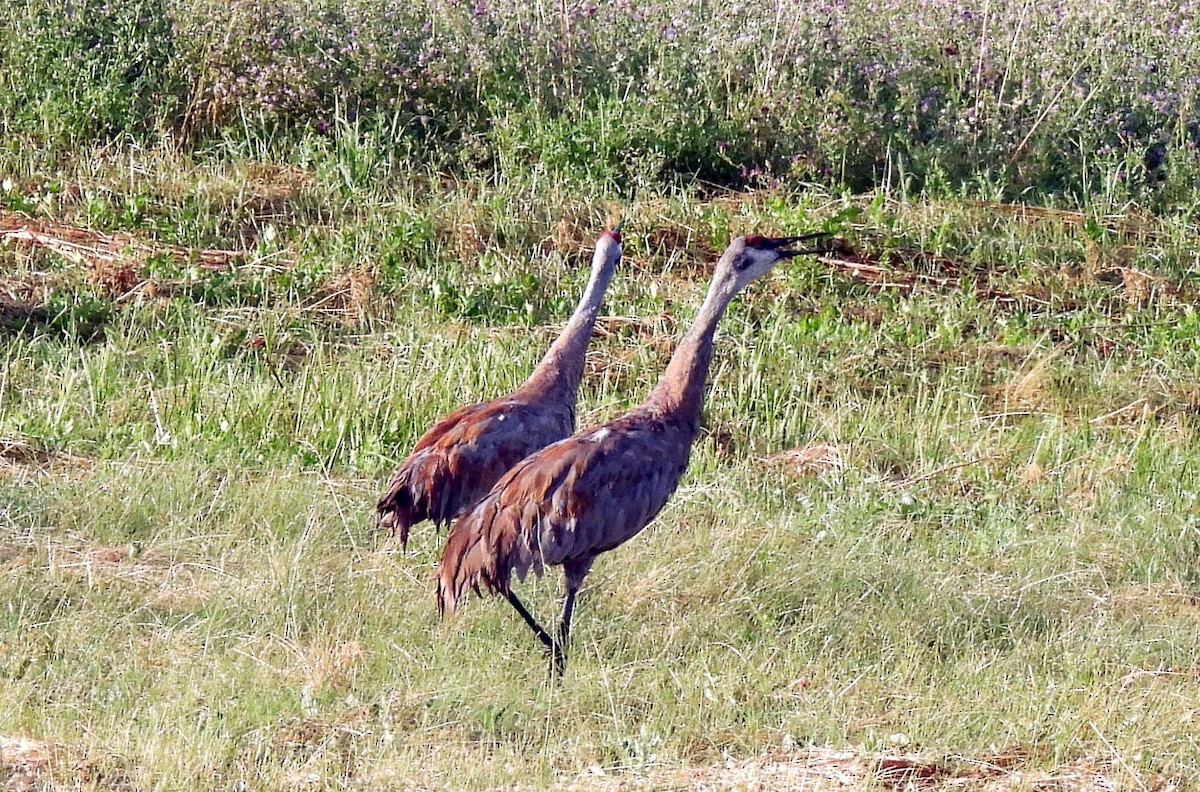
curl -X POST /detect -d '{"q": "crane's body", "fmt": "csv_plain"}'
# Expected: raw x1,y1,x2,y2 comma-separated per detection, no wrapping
377,227,622,548
437,403,694,608
436,232,829,674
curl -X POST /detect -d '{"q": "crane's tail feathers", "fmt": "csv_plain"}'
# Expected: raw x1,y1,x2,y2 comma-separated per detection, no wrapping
376,484,419,549
436,574,457,617
437,522,481,616
436,512,519,618
436,561,505,616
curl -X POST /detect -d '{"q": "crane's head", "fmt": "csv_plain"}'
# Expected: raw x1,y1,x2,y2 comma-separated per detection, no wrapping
716,232,831,291
592,220,623,271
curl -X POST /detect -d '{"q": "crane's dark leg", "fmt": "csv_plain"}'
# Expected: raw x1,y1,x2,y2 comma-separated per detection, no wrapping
503,590,554,649
550,559,594,677
550,583,579,677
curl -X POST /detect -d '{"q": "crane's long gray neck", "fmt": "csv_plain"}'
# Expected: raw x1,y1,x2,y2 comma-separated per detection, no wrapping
645,274,740,426
518,245,616,407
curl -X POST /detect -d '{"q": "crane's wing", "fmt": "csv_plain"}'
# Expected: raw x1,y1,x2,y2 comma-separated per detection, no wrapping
376,397,573,546
437,413,695,611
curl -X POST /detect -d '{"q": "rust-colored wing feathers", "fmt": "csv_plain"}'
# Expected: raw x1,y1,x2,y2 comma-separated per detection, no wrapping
436,412,693,613
376,399,573,547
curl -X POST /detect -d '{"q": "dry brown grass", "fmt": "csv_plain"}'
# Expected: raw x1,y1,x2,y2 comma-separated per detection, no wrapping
550,217,584,254
1,733,1184,792
0,436,93,476
302,267,377,319
539,749,1184,791
764,443,846,477
0,735,134,791
984,350,1061,412
0,209,246,275
1102,583,1200,622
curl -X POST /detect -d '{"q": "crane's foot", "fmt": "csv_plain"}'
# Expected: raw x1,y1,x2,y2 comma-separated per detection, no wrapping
547,640,567,680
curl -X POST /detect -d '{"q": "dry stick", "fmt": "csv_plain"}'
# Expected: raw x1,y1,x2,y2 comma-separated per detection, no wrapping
1089,722,1150,792
973,0,992,112
2,229,112,267
964,198,1163,242
762,0,786,94
816,255,1022,302
1,213,251,270
261,349,286,390
995,0,1033,110
323,471,360,554
1008,41,1101,168
1088,398,1152,425
816,256,906,282
888,456,993,490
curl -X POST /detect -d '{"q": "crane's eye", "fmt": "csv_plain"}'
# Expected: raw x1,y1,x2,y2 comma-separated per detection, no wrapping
736,251,764,270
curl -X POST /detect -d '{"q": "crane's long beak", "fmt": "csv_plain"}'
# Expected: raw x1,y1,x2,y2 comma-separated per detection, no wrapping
771,232,834,258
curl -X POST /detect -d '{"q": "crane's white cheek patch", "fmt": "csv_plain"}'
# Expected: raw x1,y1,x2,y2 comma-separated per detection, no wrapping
591,428,612,443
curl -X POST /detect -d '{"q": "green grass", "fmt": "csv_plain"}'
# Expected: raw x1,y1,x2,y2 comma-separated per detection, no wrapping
5,0,1200,208
1,133,1199,789
4,3,1200,785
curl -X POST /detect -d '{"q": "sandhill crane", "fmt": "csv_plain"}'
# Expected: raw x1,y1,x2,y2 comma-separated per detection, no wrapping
376,224,623,549
436,232,830,675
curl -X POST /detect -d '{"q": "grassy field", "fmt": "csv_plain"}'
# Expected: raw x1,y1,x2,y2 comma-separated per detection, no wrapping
2,1,1200,790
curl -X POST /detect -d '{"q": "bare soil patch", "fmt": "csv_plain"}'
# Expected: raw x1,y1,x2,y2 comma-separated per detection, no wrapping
0,436,92,474
0,735,132,791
